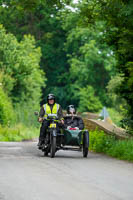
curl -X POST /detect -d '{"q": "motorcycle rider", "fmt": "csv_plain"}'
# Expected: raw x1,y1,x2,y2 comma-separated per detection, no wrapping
64,105,84,130
38,93,64,149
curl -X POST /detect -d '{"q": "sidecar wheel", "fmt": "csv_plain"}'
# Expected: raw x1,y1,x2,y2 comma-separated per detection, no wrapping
83,147,88,157
50,136,56,158
83,131,89,158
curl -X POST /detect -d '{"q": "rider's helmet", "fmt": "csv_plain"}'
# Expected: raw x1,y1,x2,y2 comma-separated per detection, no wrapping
47,94,55,104
67,105,76,114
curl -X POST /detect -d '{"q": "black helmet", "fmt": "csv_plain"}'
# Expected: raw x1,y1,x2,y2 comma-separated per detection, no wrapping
47,94,55,103
67,105,76,114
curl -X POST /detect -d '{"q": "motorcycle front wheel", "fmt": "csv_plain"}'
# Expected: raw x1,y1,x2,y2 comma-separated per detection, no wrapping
50,134,56,158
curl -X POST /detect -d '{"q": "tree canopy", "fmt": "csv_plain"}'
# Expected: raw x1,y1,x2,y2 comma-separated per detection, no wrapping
0,24,45,125
77,0,133,130
0,0,133,132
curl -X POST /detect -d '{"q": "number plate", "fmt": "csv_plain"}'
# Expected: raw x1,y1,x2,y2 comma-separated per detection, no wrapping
50,123,56,128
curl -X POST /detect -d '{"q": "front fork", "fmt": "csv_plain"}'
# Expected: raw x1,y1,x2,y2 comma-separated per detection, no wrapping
51,128,57,137
43,128,57,150
50,128,57,144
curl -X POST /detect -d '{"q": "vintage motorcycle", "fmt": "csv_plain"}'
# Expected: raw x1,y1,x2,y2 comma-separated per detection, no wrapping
35,113,89,158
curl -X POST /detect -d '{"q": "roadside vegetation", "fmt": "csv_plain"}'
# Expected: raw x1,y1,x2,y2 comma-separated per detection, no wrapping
0,25,43,141
90,130,133,162
107,108,123,127
0,0,133,166
0,124,39,142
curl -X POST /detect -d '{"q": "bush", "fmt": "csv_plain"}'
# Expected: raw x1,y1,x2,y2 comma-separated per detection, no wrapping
78,86,102,113
106,140,133,161
14,103,40,127
107,108,123,127
89,129,115,152
0,123,39,141
0,87,15,126
89,129,133,162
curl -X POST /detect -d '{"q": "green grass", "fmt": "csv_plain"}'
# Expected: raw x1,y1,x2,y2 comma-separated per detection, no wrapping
89,129,133,162
0,124,39,142
107,108,123,127
106,140,133,161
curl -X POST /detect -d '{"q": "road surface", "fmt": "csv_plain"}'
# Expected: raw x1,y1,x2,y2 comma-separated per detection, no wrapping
0,141,133,200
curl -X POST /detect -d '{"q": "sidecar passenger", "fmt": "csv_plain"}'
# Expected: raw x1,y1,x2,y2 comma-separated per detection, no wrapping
64,105,84,130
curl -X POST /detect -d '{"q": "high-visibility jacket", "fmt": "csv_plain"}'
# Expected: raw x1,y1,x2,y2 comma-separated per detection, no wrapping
43,103,59,119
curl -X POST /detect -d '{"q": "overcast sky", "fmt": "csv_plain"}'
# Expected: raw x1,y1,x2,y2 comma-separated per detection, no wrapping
73,0,79,3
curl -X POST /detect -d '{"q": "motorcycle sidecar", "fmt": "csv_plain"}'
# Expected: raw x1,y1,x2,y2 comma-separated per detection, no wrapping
62,128,89,157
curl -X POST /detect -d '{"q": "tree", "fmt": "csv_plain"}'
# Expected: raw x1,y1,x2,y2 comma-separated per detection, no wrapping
62,17,116,109
106,74,125,110
0,85,15,126
73,0,133,131
0,0,70,108
78,86,102,112
0,24,45,112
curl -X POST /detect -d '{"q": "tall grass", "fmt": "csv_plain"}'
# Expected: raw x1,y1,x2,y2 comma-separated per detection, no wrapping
0,124,39,141
14,104,39,127
89,129,133,162
0,104,40,142
107,108,123,127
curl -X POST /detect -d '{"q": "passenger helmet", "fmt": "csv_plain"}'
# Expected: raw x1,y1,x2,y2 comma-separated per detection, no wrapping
47,94,55,103
67,105,76,114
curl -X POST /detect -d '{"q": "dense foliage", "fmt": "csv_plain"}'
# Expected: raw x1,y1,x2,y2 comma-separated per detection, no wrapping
63,21,116,110
90,130,133,162
0,0,133,135
0,123,39,141
0,87,15,125
0,25,44,104
0,1,116,110
78,0,133,131
0,24,45,126
0,0,69,107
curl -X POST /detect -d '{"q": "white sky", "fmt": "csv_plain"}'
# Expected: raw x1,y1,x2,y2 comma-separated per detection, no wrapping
65,0,79,12
73,0,79,3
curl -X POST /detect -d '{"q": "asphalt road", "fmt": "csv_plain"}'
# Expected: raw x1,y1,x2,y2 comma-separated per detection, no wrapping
0,141,133,200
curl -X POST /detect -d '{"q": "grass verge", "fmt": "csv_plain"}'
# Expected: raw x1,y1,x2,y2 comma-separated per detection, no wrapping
0,124,39,142
89,129,133,162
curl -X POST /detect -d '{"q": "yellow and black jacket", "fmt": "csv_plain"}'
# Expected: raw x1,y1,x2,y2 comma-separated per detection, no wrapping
39,103,63,120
